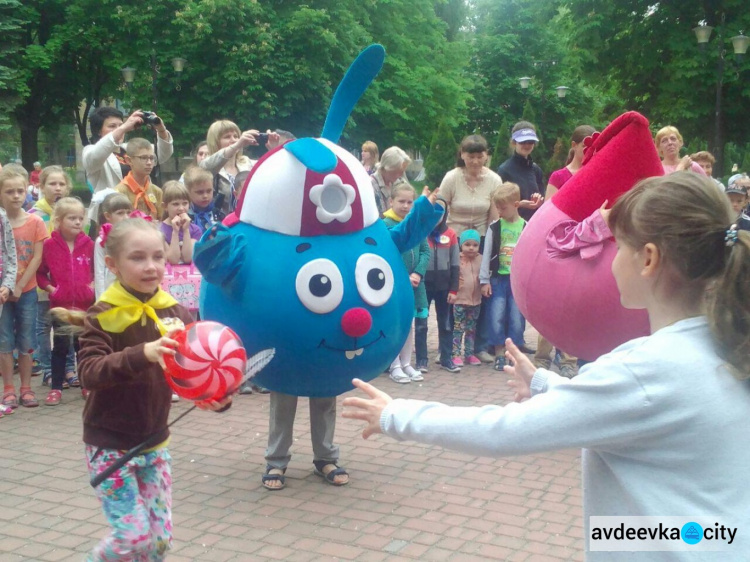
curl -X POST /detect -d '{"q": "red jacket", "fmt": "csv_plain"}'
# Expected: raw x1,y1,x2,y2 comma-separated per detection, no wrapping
37,231,95,310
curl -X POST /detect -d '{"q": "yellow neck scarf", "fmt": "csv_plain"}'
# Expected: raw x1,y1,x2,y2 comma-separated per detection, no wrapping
97,281,178,335
34,198,54,217
383,208,404,222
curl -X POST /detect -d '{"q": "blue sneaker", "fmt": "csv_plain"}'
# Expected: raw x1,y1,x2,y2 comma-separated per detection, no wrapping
440,361,461,373
494,356,506,371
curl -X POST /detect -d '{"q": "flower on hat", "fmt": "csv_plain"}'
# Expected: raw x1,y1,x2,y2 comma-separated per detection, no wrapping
309,173,356,225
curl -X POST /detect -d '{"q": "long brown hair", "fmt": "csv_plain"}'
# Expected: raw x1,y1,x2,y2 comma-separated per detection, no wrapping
609,172,750,377
565,125,596,165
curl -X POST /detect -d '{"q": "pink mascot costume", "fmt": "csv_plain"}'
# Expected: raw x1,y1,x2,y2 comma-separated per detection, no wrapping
511,111,664,361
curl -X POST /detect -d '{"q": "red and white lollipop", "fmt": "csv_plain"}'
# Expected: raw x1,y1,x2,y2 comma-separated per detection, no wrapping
163,321,247,401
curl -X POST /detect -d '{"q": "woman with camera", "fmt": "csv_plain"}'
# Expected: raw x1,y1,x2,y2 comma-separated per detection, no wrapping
200,120,280,215
82,108,173,194
83,108,174,233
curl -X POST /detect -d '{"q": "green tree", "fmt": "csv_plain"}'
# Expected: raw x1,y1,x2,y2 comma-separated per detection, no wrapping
435,0,468,41
2,0,473,166
0,0,23,116
492,116,513,168
467,0,620,173
3,1,79,167
425,119,457,186
564,0,750,175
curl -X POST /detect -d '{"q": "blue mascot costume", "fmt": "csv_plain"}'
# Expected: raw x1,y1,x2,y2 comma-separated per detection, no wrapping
195,45,442,397
194,45,443,488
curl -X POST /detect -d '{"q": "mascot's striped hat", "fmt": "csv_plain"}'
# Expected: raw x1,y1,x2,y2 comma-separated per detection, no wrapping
227,45,385,237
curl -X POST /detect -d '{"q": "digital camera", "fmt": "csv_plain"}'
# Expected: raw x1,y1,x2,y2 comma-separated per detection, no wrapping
141,111,161,127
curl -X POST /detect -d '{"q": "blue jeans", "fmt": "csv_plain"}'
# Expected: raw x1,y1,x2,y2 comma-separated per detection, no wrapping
483,275,525,348
35,300,75,376
474,297,490,354
415,287,453,365
0,289,38,354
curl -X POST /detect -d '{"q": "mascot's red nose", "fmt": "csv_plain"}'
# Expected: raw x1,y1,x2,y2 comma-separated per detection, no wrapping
341,308,372,338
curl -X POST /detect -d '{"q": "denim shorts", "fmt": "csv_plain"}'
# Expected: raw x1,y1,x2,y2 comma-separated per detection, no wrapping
0,289,38,354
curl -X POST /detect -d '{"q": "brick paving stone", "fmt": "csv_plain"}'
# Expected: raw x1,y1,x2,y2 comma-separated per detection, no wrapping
0,323,585,560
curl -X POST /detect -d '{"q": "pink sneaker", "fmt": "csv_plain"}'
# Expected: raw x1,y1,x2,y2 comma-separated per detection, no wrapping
452,357,464,367
465,355,481,366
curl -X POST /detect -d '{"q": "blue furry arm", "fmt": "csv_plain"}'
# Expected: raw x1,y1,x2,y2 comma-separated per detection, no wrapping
389,196,443,253
194,224,245,289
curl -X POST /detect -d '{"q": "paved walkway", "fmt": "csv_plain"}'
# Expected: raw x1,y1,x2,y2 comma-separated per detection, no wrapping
0,327,584,561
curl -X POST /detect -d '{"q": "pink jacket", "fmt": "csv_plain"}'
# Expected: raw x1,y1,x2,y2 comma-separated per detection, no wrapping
37,231,95,310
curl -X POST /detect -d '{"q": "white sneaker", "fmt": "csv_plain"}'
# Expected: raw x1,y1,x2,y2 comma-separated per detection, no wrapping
171,393,181,402
389,367,411,384
402,365,424,382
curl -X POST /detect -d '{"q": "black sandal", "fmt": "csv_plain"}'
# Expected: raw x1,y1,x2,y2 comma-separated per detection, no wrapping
262,465,286,491
313,460,349,486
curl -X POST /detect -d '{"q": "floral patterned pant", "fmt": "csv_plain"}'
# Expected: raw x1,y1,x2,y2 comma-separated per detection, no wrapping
85,444,172,561
453,304,481,358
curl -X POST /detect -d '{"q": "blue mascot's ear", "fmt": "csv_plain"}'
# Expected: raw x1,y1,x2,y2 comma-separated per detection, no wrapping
284,138,338,174
321,44,386,143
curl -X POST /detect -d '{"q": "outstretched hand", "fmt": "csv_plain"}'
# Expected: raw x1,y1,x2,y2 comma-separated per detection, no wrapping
342,378,393,439
503,338,537,402
520,192,544,210
422,185,440,205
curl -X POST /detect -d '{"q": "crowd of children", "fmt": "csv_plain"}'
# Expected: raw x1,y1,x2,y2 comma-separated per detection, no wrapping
384,178,530,383
0,137,232,413
7,131,748,410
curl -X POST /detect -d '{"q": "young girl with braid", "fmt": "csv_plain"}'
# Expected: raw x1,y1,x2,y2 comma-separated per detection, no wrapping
345,173,750,559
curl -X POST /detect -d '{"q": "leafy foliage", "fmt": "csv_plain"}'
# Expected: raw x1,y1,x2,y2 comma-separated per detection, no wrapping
425,119,458,186
564,0,750,174
3,0,749,177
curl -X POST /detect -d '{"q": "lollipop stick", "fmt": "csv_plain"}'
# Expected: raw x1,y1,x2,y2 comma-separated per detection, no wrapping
91,348,276,488
90,405,197,488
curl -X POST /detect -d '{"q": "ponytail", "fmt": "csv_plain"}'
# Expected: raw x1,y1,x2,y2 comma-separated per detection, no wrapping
610,173,750,379
708,229,750,378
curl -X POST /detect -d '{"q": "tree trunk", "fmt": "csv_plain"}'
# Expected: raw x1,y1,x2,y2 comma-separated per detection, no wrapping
19,123,40,172
75,101,93,147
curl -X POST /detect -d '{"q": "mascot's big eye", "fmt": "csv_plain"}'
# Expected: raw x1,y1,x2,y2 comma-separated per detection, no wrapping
295,259,344,314
355,254,394,307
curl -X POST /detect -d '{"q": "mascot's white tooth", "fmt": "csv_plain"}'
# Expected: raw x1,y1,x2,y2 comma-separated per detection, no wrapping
345,350,356,360
354,348,363,356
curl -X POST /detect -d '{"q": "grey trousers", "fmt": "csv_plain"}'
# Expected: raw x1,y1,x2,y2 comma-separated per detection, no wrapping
265,391,340,469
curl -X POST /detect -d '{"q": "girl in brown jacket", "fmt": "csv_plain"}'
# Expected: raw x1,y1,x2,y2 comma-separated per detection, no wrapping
76,218,230,560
